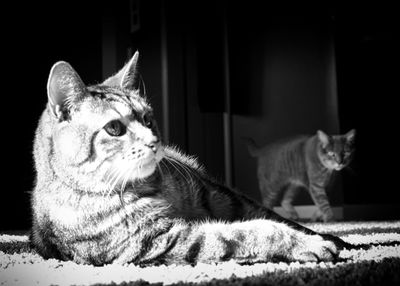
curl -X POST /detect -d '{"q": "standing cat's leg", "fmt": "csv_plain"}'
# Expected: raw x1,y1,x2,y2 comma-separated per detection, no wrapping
311,209,324,222
308,184,334,222
259,179,280,209
281,184,300,220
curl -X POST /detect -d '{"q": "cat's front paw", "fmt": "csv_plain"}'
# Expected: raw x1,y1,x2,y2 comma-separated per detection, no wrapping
291,234,338,262
320,233,353,250
311,209,335,223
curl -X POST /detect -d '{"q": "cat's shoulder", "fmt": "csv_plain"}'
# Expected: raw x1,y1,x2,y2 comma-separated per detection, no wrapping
163,145,205,172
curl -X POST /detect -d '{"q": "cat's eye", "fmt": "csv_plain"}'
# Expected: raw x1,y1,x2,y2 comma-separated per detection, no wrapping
104,120,126,137
142,113,153,128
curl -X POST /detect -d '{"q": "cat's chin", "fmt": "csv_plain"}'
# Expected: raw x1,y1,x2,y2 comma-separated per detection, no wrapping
135,159,158,179
136,148,164,179
334,165,345,171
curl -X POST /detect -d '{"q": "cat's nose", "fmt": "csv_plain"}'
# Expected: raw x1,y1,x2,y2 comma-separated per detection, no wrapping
145,140,159,153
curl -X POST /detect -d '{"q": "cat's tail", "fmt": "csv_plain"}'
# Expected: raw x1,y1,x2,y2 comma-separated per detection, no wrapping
241,137,259,157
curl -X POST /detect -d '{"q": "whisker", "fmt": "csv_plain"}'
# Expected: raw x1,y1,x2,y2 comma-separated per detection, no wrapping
157,162,165,181
119,164,142,212
166,156,196,180
165,154,209,189
104,167,121,196
164,156,196,187
159,159,173,184
105,162,126,188
108,164,128,197
119,165,134,205
163,158,187,184
159,163,163,176
159,159,170,176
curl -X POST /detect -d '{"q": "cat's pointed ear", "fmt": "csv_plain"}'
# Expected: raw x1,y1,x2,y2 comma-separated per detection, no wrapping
317,130,330,147
103,51,139,90
346,129,356,142
47,61,86,118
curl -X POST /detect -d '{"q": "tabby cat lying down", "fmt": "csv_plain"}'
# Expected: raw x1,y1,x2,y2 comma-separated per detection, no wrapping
31,52,351,266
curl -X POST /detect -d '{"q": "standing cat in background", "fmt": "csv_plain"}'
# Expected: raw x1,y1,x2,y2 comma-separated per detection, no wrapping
31,52,352,266
245,130,355,222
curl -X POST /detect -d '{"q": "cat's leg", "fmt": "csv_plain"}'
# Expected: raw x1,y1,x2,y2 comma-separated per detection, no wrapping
308,184,335,222
311,209,324,222
203,178,351,250
118,217,338,265
259,180,279,209
281,184,300,220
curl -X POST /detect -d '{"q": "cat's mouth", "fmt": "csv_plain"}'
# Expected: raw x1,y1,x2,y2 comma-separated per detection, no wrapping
133,157,157,178
136,147,164,178
139,158,157,170
333,164,345,171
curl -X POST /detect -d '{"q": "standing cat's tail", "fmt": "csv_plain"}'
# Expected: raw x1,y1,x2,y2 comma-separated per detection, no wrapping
241,137,260,157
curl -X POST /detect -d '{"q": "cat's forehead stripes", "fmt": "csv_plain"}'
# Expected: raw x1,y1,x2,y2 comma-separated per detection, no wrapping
87,85,150,114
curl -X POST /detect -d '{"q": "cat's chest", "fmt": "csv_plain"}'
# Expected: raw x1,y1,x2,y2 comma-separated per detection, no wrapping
46,193,120,228
307,165,333,185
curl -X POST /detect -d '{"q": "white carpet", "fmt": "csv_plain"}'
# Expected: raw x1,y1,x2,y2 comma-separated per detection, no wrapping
1,221,400,286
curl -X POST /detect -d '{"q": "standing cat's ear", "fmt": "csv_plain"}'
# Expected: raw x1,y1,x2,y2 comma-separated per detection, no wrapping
103,51,140,90
47,61,86,118
317,130,330,147
346,129,356,143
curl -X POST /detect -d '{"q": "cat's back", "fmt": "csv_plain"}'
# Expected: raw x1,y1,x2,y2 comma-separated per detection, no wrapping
256,135,308,160
255,135,309,178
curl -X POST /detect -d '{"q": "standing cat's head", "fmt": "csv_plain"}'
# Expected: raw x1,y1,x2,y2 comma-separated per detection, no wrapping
316,129,356,171
35,51,164,193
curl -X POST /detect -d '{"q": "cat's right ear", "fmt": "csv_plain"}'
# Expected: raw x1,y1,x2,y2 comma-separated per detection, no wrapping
47,62,86,118
317,130,330,147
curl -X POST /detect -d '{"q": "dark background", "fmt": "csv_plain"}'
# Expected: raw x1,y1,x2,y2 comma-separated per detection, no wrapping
2,1,399,231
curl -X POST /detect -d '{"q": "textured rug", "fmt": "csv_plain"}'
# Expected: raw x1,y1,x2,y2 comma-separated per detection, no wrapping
1,221,400,286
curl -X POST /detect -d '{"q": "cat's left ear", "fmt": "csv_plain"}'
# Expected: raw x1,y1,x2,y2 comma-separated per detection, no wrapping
317,130,330,147
103,51,140,90
346,129,356,142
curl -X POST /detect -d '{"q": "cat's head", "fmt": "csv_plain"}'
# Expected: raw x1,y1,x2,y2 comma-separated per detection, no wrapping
40,51,164,192
316,129,356,171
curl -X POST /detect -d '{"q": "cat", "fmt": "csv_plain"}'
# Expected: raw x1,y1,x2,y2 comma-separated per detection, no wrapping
31,51,352,266
245,129,355,222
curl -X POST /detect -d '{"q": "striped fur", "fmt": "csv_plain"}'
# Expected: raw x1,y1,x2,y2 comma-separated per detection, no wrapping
31,52,351,266
246,130,355,222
